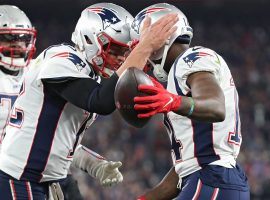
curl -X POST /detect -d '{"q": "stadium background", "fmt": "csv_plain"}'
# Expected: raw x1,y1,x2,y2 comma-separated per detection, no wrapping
2,0,269,199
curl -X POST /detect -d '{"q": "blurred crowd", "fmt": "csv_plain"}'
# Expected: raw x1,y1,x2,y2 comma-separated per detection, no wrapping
32,12,270,200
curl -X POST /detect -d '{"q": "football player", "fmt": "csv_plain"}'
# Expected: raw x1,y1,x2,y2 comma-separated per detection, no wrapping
0,5,36,147
131,3,250,200
0,3,179,199
0,4,126,200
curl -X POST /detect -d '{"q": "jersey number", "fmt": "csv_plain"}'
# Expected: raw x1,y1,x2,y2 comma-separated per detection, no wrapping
164,115,183,162
9,108,24,128
228,89,241,145
0,94,23,128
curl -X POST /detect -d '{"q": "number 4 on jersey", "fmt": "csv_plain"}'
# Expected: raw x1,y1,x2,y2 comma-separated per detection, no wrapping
164,115,183,163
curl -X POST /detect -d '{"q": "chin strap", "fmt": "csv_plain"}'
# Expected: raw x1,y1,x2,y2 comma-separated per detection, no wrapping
150,39,170,82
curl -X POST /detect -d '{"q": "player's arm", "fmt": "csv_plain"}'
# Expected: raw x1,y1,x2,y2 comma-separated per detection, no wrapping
41,14,178,115
134,72,225,122
71,144,123,187
177,71,225,121
137,167,180,200
42,74,118,115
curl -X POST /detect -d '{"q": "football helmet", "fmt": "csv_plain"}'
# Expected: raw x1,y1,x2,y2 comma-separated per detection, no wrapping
130,3,193,82
71,3,134,77
0,5,36,71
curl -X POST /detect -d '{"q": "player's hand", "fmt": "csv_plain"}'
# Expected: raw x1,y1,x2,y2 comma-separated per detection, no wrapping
139,13,178,53
134,78,182,118
96,161,123,187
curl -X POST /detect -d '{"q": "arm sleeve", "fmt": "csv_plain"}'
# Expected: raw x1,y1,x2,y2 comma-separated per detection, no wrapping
42,73,119,115
37,50,90,81
71,145,106,178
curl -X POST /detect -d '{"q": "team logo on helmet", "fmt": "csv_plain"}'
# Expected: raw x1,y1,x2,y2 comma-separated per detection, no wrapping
52,52,86,71
183,52,212,67
131,7,169,34
88,7,121,30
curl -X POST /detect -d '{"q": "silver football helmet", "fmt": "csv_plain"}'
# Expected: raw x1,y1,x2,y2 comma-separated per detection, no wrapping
71,3,134,77
130,3,193,82
0,5,36,71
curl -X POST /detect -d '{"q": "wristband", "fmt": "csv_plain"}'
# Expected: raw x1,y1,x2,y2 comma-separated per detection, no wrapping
187,97,195,116
137,196,146,200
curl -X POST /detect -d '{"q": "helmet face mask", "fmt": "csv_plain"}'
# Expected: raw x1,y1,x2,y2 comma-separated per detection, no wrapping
0,5,37,71
72,3,134,77
92,32,130,77
0,28,36,70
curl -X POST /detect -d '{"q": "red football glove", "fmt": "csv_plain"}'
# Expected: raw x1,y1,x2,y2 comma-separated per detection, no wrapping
134,77,182,118
137,196,146,200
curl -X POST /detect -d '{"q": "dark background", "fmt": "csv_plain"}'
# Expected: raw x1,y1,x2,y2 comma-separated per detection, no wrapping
2,0,270,199
2,0,269,53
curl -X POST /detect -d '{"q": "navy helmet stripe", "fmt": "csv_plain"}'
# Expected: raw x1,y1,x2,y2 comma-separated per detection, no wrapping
20,86,66,182
88,7,121,30
132,7,168,34
192,121,220,166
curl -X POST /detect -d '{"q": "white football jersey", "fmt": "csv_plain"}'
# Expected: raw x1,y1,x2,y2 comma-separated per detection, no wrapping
0,69,25,151
165,46,241,178
0,44,99,182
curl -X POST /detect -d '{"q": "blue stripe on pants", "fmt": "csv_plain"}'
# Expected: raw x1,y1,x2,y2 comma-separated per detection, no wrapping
0,170,48,200
175,168,250,200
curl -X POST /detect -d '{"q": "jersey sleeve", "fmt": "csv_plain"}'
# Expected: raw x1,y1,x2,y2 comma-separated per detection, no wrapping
174,47,222,95
36,46,91,81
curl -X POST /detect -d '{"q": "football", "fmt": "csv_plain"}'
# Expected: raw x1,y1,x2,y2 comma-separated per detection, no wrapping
114,67,153,128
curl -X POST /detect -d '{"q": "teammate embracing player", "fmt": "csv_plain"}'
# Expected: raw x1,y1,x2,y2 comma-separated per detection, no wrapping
0,3,179,200
131,3,250,200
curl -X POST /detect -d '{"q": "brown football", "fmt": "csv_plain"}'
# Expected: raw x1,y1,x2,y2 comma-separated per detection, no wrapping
114,67,153,128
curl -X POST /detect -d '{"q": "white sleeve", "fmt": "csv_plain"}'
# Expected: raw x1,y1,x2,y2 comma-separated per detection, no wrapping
174,48,222,94
37,56,89,81
71,145,106,177
35,44,92,81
